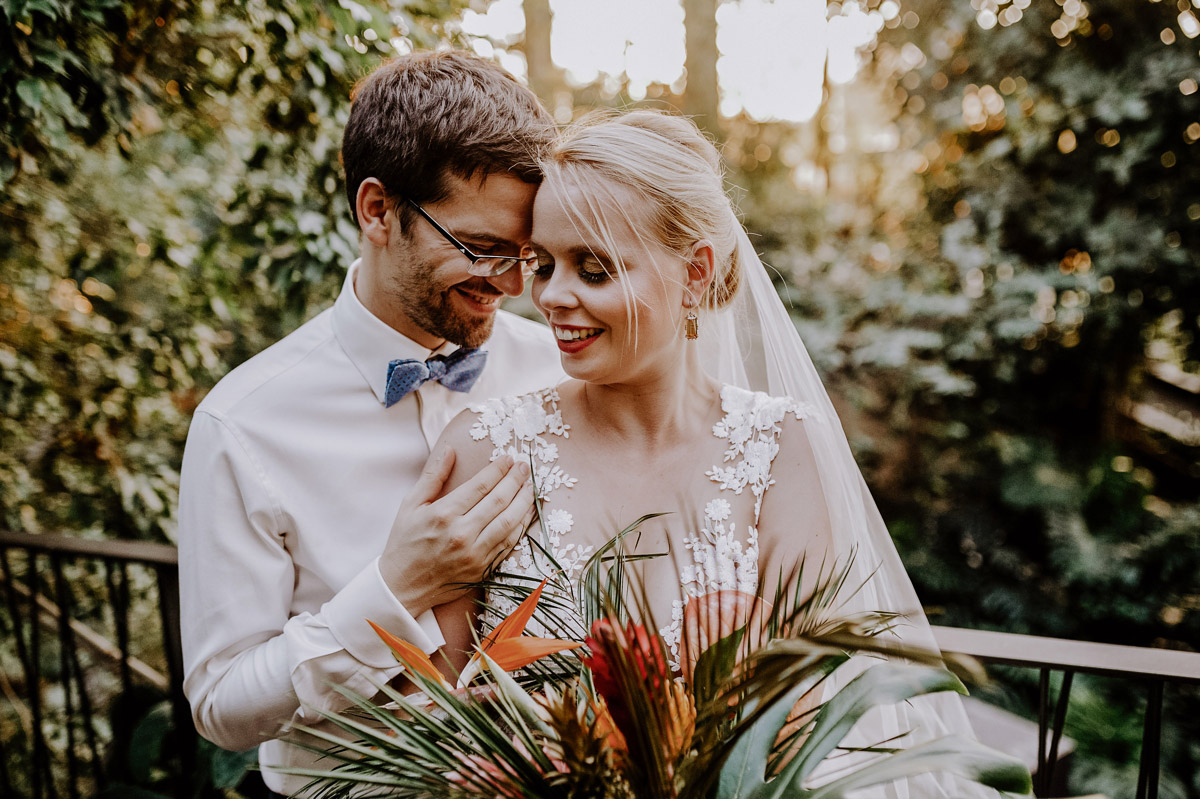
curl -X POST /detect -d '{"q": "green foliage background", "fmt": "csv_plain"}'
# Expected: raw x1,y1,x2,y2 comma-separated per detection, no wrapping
725,1,1200,795
2,0,1198,797
1,0,466,543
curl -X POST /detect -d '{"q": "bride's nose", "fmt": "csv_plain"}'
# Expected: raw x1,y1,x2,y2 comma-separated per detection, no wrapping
532,267,578,313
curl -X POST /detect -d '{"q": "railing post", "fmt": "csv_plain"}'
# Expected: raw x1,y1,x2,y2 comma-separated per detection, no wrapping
50,555,81,799
1135,680,1164,799
0,548,30,798
1036,668,1049,795
1042,670,1073,796
104,559,133,699
25,549,50,799
154,564,195,799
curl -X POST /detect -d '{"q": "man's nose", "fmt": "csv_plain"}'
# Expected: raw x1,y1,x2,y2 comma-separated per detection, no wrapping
486,265,527,298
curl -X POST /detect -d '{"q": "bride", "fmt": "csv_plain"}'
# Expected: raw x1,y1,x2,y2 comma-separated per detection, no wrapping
429,109,989,797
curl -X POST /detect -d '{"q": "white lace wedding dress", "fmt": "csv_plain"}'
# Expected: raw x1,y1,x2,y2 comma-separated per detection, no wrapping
466,382,821,669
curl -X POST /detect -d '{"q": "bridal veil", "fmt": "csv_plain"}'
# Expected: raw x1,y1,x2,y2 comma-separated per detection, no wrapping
699,223,996,798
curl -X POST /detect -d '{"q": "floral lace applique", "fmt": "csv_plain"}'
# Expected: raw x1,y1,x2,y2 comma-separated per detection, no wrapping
706,386,820,518
470,389,577,496
469,389,592,633
661,386,816,668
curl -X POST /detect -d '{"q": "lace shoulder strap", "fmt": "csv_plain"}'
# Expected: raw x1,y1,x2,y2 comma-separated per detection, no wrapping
707,385,821,523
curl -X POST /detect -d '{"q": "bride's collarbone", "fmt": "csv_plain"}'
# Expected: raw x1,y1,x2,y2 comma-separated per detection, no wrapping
558,414,718,466
554,435,717,492
556,382,723,456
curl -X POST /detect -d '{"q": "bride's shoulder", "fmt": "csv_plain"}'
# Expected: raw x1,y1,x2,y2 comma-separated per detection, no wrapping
440,384,566,465
716,384,824,431
465,385,565,437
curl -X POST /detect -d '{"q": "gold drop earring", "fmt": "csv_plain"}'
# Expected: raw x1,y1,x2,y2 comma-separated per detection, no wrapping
685,309,699,340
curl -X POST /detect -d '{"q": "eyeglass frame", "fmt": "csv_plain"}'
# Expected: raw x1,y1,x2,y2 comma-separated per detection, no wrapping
401,196,536,278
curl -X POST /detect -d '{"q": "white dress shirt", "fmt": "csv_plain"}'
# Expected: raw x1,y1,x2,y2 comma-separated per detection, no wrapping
178,260,563,793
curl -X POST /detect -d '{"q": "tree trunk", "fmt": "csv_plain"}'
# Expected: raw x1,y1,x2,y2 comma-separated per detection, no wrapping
682,0,721,139
522,0,561,105
813,59,831,195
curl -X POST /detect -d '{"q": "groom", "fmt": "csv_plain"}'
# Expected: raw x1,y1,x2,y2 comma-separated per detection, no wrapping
177,50,563,795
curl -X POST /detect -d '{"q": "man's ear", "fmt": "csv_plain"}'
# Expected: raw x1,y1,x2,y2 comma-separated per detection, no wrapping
356,178,392,248
683,239,716,307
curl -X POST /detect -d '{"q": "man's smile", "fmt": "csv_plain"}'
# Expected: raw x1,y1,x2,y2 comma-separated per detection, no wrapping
452,284,503,312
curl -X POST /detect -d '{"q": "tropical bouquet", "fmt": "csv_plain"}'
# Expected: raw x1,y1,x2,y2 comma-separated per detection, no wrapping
283,519,1032,798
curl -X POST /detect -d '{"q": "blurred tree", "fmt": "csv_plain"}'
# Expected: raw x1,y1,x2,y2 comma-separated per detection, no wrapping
0,0,469,544
865,0,1200,636
683,0,721,137
521,0,561,105
731,1,1200,795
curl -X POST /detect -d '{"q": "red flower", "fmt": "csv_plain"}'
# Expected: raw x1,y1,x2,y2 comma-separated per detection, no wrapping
583,618,671,741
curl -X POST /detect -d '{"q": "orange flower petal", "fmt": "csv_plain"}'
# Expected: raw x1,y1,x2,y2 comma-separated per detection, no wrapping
368,619,448,687
591,696,628,757
664,680,696,762
481,579,550,653
484,636,583,672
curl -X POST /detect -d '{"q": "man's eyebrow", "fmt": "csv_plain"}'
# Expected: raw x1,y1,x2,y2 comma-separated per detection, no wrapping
452,230,514,246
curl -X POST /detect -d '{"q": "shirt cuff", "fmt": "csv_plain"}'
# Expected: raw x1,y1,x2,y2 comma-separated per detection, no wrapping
323,558,446,667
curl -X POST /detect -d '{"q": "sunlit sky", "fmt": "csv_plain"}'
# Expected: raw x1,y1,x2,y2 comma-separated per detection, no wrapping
460,0,889,122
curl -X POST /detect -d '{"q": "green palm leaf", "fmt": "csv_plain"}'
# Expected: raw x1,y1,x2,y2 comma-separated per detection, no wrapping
715,677,822,799
750,663,967,799
803,736,1033,798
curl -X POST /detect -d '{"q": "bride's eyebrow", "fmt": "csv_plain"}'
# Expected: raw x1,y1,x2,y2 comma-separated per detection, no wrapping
531,242,611,260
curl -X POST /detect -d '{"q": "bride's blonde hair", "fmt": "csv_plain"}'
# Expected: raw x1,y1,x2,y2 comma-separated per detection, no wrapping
539,110,742,331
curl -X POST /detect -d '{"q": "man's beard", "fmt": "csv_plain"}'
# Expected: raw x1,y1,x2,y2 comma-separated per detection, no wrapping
393,257,501,349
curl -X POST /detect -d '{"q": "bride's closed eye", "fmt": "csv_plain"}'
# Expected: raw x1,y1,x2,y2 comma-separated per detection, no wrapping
531,251,614,284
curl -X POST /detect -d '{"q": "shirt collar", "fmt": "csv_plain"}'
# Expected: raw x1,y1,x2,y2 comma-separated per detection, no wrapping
332,259,454,405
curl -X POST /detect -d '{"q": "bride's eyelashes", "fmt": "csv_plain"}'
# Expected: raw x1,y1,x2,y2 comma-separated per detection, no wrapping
532,251,555,279
531,251,615,284
578,257,613,283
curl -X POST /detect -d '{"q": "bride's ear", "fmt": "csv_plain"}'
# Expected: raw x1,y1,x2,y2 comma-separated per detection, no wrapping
683,239,716,308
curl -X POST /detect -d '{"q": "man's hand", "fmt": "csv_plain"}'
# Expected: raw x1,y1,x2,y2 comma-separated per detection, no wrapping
379,444,534,617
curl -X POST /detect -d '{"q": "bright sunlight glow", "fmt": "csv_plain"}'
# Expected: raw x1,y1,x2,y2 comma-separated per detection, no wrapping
460,0,886,123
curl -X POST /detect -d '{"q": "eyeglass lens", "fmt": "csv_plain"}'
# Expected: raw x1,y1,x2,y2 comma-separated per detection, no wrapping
467,256,535,278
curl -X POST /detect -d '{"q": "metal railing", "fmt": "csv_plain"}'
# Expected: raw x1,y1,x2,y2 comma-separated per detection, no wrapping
933,625,1200,799
2,529,1199,799
0,530,192,799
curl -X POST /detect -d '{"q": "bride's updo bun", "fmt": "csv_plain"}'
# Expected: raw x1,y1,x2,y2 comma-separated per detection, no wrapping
540,109,741,310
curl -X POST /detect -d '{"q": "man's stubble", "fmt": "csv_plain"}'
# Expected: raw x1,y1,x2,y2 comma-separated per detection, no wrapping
389,252,500,349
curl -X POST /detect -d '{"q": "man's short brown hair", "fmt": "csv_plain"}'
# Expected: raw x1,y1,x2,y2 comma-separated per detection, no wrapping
341,50,555,224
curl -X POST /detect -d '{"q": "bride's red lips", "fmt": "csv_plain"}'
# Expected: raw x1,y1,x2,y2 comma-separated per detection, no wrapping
552,324,603,354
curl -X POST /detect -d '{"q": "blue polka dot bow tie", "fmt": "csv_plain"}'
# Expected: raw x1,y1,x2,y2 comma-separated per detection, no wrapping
384,348,488,408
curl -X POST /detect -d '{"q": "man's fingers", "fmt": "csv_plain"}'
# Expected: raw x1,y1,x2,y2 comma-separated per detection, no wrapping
410,443,457,505
482,501,537,576
443,454,520,515
460,457,531,531
478,480,536,564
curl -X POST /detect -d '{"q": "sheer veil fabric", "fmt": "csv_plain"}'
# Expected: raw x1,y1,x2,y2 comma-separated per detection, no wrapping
699,220,994,798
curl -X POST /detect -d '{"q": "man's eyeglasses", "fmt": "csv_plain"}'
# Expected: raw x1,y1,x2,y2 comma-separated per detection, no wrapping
403,197,536,278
